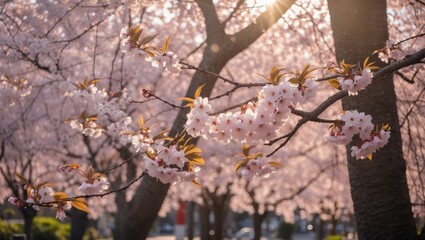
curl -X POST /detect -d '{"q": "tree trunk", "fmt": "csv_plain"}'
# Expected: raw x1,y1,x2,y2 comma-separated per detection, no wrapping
113,185,128,240
330,214,337,236
70,207,89,240
21,208,36,240
327,1,417,239
212,193,231,240
213,205,224,240
316,217,324,240
253,212,266,240
187,202,194,240
199,203,212,240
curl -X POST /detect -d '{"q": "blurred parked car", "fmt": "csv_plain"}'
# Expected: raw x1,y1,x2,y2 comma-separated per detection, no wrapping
232,227,254,240
159,223,175,234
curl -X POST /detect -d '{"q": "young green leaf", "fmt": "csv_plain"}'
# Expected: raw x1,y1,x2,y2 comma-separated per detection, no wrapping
72,198,90,213
194,84,206,99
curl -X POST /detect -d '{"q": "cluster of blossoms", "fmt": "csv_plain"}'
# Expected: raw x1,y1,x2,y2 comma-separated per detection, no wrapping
120,25,180,73
377,40,405,63
144,145,200,184
126,116,205,184
184,67,318,178
329,60,375,96
185,74,317,146
0,75,32,107
59,164,110,195
337,68,373,96
8,183,72,221
325,110,391,159
234,145,283,179
66,79,132,139
240,156,278,179
8,165,109,221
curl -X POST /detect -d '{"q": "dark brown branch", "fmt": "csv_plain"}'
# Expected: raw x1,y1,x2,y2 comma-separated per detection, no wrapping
179,61,237,85
222,0,246,27
395,32,425,46
43,0,83,37
395,71,415,84
210,97,257,115
231,0,296,53
195,0,224,38
24,172,147,206
275,163,333,204
400,87,425,128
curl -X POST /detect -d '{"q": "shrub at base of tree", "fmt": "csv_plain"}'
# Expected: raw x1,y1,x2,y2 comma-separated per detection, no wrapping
0,217,99,240
278,222,295,240
0,220,23,240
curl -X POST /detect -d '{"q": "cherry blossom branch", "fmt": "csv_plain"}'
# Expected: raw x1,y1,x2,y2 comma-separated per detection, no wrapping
400,87,425,128
102,152,145,175
180,40,206,61
179,61,240,85
141,89,184,109
315,74,342,82
291,109,338,123
266,47,425,157
51,19,105,44
21,172,148,207
209,97,258,115
395,32,425,46
395,71,415,84
210,82,266,100
43,0,83,37
274,163,334,205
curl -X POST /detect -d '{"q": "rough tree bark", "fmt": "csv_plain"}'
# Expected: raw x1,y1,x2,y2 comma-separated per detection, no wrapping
118,0,296,238
327,0,417,239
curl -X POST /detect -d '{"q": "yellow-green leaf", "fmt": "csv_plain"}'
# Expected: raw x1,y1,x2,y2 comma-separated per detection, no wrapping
287,77,299,85
146,150,155,160
138,115,144,129
234,160,248,173
72,198,90,213
382,123,391,131
247,152,263,160
140,34,158,46
121,131,136,135
80,111,87,120
53,192,68,201
328,79,341,90
242,145,251,157
176,97,195,103
194,84,206,99
88,79,100,86
15,172,28,183
268,161,284,168
189,157,205,166
162,36,171,53
37,182,54,189
191,179,202,188
185,146,202,156
69,163,80,169
153,130,170,141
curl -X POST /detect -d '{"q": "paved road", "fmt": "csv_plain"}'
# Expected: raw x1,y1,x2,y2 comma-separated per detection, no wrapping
147,233,315,240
